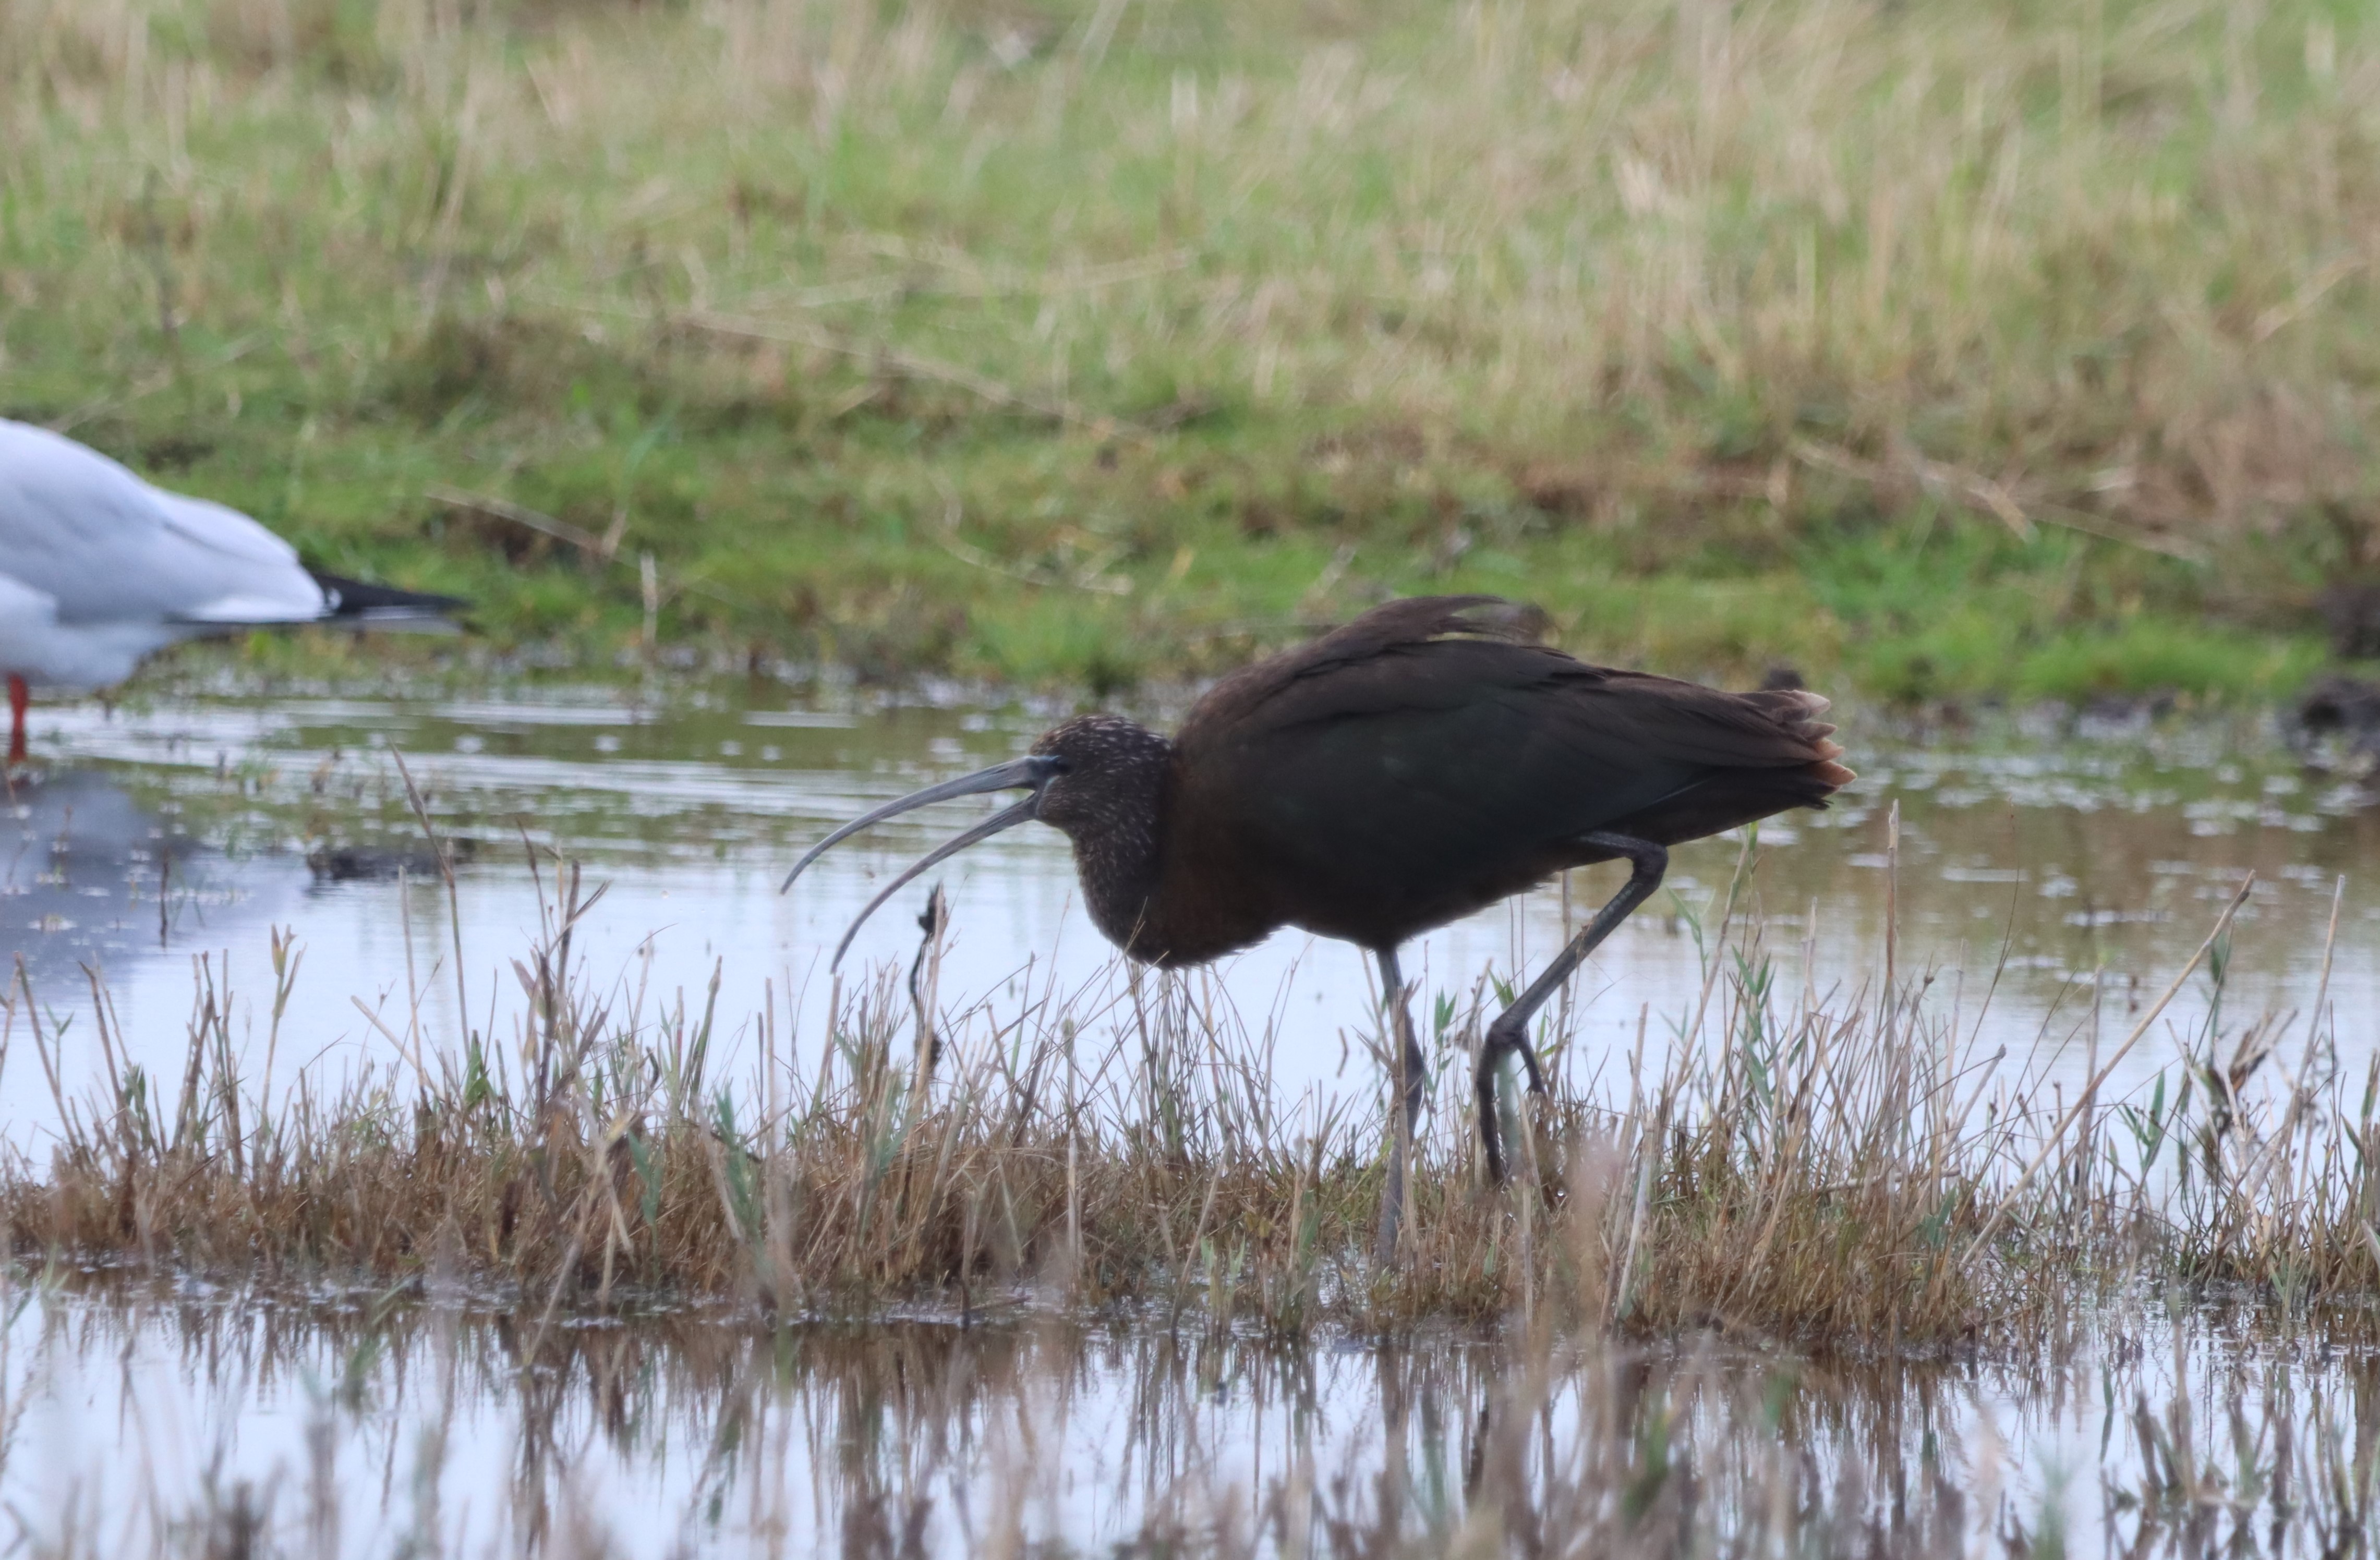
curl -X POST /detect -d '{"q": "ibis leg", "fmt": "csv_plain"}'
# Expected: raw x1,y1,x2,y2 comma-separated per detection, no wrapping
6,676,26,766
1477,833,1667,1184
1372,945,1425,1263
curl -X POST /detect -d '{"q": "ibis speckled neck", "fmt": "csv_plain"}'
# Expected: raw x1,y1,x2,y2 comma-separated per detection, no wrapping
1029,714,1176,957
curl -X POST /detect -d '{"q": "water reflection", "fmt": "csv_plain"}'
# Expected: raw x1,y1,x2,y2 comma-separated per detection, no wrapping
9,1280,2376,1557
1,769,311,989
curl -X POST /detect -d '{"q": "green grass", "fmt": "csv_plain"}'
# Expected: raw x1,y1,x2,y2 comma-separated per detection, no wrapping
4,0,2376,700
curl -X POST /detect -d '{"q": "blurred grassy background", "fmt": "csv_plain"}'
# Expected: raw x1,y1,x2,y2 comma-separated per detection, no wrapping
3,0,2376,700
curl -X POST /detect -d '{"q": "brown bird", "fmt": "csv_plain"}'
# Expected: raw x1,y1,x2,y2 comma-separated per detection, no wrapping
782,596,1853,1256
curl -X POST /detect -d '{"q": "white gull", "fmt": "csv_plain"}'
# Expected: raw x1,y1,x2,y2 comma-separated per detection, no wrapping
1,418,460,763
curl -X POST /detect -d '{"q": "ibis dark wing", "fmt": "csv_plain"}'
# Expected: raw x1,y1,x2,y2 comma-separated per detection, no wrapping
1173,597,1848,946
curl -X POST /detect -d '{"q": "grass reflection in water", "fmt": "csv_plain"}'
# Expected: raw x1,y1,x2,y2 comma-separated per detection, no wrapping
9,1279,2378,1557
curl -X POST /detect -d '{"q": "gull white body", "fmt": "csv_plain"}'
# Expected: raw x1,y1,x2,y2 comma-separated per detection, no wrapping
1,417,459,760
0,419,335,690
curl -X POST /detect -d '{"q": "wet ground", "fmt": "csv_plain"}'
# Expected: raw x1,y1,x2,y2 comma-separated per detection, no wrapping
3,678,2376,1555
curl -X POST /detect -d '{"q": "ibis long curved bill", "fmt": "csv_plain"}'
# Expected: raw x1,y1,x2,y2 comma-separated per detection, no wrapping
780,753,1061,966
825,794,1040,968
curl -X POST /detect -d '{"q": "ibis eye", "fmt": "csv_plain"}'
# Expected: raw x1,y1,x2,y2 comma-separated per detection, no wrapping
1046,757,1074,776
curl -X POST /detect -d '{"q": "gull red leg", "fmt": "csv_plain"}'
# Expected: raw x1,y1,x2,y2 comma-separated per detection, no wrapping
5,675,26,765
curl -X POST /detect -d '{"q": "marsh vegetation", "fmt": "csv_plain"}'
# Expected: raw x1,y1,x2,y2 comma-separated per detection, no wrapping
1,805,2362,1343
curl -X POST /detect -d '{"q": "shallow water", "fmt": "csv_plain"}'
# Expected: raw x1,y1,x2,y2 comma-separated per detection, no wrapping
3,682,2372,1141
6,680,2378,1556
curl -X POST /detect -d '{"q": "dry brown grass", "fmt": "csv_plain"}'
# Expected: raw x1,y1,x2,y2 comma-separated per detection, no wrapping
2,827,2371,1350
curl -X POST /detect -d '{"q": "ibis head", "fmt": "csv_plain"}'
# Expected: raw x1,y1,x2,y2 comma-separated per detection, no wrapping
780,713,1175,968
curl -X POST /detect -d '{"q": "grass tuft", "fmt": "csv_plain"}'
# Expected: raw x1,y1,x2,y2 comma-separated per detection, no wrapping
3,838,2371,1349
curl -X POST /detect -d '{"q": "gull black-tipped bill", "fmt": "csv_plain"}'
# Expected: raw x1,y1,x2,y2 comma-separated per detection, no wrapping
779,753,1061,965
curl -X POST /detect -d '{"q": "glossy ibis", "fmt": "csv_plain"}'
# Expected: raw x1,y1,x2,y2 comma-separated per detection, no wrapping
1,418,463,766
782,595,1853,1256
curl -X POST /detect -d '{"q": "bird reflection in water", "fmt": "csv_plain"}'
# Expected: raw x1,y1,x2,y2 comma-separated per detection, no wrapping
2,768,200,984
